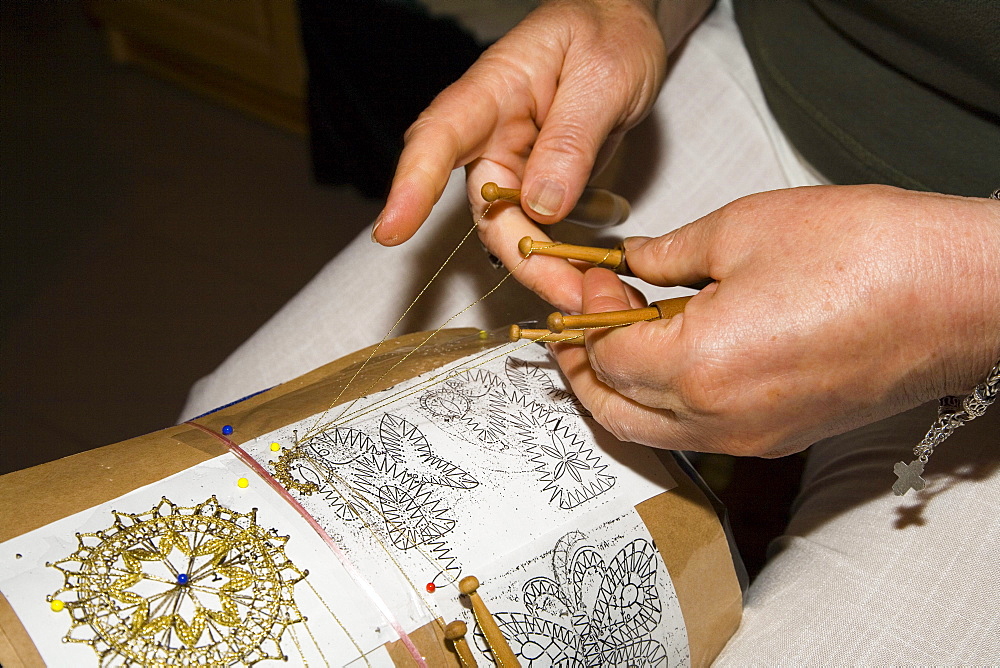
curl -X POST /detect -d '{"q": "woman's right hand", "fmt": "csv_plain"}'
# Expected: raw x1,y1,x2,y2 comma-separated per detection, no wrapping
372,0,710,313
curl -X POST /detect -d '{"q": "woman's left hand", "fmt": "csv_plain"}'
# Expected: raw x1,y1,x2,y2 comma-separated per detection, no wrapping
550,185,1000,456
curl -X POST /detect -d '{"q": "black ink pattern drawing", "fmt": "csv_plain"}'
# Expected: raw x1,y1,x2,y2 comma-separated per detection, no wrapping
272,413,478,579
419,357,615,509
504,357,587,416
485,530,671,667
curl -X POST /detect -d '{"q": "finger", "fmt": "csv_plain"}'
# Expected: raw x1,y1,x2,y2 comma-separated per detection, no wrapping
591,130,626,180
579,267,647,315
373,97,498,246
470,173,588,312
621,212,724,287
580,269,685,409
549,342,717,452
474,205,648,314
519,83,625,225
373,17,563,247
552,270,720,451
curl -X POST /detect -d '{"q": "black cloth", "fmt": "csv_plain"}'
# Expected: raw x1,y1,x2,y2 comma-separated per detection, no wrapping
734,0,1000,197
298,0,484,198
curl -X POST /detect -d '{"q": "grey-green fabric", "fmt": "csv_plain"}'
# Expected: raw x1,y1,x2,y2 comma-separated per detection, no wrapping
733,0,1000,196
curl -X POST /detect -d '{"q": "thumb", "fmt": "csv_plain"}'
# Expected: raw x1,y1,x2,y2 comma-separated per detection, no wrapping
622,216,721,287
580,267,647,315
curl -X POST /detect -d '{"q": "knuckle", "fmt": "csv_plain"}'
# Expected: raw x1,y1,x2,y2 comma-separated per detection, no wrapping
588,396,644,445
587,338,637,393
644,232,682,264
536,119,601,162
720,191,761,217
603,417,641,445
676,378,722,417
402,114,436,144
672,354,733,417
402,113,462,151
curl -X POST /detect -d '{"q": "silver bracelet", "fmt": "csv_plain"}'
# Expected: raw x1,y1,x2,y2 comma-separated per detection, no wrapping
893,187,1000,496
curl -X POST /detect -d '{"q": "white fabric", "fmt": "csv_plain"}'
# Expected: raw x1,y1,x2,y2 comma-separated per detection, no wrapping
716,405,1000,665
180,1,1000,664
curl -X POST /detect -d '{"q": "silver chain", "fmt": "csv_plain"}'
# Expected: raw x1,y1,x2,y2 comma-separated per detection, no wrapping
893,187,1000,496
913,359,1000,463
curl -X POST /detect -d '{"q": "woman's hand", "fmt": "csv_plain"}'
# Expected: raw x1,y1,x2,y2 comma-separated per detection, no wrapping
551,185,1000,456
372,0,711,312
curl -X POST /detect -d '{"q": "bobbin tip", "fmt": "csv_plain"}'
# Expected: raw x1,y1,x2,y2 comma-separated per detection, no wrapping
509,324,521,342
547,311,566,333
518,236,533,257
459,575,480,595
444,620,469,640
481,182,500,202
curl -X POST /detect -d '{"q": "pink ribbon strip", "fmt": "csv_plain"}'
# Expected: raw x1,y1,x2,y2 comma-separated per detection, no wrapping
185,420,427,667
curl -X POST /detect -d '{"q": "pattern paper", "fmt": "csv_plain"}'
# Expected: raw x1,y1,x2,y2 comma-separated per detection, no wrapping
243,343,676,628
0,456,409,666
1,343,680,666
474,504,690,667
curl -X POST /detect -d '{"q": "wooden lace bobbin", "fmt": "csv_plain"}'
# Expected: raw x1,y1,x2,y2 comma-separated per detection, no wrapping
458,576,520,668
508,324,585,344
480,183,630,228
517,236,715,292
444,620,479,668
548,295,693,333
518,236,629,274
480,182,521,204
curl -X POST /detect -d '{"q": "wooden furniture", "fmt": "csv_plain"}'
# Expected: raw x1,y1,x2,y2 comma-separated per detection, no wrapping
88,0,307,133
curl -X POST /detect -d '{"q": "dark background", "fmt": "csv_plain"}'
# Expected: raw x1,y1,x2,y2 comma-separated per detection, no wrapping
1,0,384,475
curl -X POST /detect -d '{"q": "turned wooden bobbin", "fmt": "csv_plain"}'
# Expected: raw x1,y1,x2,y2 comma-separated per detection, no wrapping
459,576,520,667
481,182,522,203
518,236,629,274
548,296,692,333
508,324,585,344
444,620,479,667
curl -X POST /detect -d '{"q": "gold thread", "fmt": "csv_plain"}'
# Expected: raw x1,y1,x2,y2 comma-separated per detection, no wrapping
317,253,526,430
304,202,496,438
304,579,368,667
286,624,310,667
48,497,306,667
309,334,535,433
303,252,529,442
298,452,458,599
257,202,588,662
274,449,460,595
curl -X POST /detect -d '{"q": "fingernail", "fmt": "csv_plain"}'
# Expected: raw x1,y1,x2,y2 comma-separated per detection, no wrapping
525,178,565,217
622,236,652,251
371,215,383,243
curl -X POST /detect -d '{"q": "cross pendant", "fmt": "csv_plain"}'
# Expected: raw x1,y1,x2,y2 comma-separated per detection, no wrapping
892,459,926,496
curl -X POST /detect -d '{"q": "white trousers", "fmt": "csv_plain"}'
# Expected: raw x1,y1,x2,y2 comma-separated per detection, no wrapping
181,2,999,663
